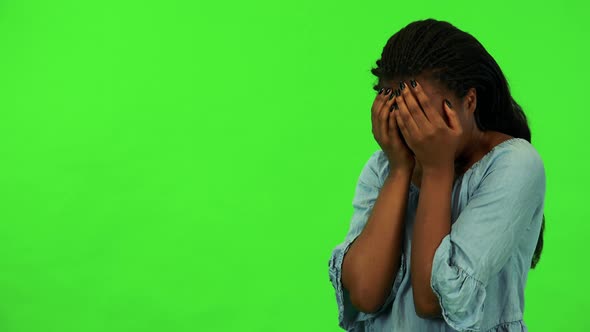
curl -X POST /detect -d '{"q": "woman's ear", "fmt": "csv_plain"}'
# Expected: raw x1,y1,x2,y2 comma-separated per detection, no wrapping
463,88,477,114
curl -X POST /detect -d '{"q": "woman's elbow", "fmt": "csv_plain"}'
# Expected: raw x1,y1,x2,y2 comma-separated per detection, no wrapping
349,286,385,314
414,299,442,319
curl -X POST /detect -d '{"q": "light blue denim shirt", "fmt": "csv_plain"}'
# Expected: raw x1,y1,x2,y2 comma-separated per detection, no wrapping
328,138,545,331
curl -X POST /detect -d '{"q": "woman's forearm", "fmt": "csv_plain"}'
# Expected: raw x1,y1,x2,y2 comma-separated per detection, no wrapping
410,166,453,318
342,168,411,313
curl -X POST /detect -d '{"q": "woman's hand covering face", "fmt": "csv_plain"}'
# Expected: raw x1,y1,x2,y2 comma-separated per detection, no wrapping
394,80,463,170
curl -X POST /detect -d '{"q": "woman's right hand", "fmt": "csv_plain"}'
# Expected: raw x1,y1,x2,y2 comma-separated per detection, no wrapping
371,87,415,173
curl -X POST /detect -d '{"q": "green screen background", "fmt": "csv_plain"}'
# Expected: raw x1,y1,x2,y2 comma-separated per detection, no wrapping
0,0,587,331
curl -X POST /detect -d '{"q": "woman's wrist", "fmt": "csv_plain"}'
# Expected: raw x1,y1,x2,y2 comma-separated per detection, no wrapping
421,165,454,179
387,166,413,182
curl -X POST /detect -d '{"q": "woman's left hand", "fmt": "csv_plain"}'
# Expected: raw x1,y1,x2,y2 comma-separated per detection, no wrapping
394,80,463,171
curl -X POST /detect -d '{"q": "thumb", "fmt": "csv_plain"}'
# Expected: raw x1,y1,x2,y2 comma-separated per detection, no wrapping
443,99,460,131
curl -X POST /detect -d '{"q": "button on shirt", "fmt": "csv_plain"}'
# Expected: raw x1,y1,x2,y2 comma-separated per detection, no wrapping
328,138,545,331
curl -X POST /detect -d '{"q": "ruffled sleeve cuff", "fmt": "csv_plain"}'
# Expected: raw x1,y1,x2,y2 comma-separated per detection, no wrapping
431,235,487,332
329,238,406,330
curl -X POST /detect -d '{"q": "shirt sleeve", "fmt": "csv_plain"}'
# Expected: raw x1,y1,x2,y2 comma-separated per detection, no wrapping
328,150,407,330
430,145,546,332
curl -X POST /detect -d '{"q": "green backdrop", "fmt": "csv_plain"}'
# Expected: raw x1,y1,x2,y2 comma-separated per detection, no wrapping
0,0,587,331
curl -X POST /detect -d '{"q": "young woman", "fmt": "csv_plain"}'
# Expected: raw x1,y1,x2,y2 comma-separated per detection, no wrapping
328,19,546,331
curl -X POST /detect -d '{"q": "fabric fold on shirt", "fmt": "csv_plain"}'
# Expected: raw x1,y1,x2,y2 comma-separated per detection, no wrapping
431,234,487,332
328,234,407,330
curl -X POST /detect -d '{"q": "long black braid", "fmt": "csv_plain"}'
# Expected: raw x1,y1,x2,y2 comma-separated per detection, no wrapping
370,18,545,269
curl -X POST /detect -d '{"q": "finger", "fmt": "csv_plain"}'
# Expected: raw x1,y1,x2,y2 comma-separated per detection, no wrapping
379,96,391,138
383,89,397,113
396,91,421,140
391,105,410,144
388,99,396,127
372,87,389,112
400,83,430,130
378,87,395,118
372,87,385,123
372,87,391,130
379,87,393,104
376,86,390,109
388,99,400,138
443,99,462,132
395,109,412,147
410,80,446,127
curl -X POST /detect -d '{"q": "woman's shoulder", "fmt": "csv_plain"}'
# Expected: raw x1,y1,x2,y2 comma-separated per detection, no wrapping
466,137,544,179
490,137,542,163
463,138,545,193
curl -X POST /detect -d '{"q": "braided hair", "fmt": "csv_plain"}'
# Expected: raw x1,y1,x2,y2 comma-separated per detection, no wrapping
370,18,544,269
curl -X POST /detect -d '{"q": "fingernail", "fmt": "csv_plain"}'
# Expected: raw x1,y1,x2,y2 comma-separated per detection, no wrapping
395,88,401,97
392,103,399,110
379,88,384,94
388,93,394,100
445,99,452,108
399,81,406,90
385,88,391,95
410,80,417,88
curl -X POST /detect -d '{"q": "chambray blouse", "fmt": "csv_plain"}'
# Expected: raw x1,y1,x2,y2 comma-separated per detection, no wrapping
328,138,545,331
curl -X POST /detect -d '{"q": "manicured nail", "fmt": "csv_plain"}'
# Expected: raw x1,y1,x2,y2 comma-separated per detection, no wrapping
388,92,394,100
385,88,391,95
410,80,417,88
379,88,384,94
445,99,452,108
392,103,399,110
399,81,406,90
395,88,401,97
